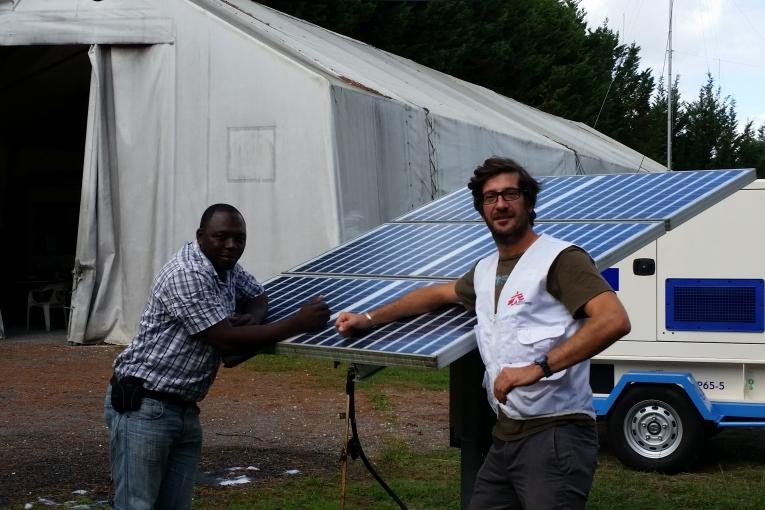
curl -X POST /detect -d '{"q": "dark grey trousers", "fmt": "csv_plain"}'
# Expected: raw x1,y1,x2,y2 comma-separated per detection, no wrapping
468,423,598,510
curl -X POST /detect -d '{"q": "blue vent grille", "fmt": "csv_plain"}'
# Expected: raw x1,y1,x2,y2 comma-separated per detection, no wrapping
666,279,764,332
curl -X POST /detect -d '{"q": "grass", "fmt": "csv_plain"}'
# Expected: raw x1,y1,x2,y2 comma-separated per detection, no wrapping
189,442,765,510
213,356,765,509
360,365,450,392
192,443,461,510
588,455,765,509
369,392,394,412
240,354,450,393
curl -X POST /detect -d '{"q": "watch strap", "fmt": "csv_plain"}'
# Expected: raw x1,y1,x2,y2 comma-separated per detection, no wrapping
534,355,553,378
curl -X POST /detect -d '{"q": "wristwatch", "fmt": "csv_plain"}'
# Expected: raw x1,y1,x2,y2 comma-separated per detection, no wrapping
534,354,553,378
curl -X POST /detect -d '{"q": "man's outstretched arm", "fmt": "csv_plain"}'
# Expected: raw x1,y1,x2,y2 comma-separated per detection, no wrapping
198,295,330,357
335,282,461,336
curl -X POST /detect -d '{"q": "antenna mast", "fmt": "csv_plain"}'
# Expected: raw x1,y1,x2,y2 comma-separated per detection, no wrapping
667,0,674,171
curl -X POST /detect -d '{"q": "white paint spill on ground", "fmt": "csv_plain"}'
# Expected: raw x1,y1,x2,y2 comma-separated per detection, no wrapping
284,469,300,476
24,497,109,508
219,475,252,486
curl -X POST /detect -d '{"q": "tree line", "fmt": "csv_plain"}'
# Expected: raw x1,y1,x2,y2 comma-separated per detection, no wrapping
257,0,765,177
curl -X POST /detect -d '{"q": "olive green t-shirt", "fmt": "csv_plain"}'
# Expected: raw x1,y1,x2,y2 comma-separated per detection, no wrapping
454,245,612,441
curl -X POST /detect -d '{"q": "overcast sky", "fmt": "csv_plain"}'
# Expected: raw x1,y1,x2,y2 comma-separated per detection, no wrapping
578,0,765,131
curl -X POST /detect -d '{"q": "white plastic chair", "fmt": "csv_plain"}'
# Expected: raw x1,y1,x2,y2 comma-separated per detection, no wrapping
26,282,70,332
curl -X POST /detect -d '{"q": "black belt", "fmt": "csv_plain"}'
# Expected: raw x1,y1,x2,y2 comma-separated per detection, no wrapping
111,374,195,408
142,388,196,408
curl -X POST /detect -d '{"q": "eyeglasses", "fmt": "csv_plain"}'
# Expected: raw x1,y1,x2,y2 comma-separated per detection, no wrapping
482,188,524,205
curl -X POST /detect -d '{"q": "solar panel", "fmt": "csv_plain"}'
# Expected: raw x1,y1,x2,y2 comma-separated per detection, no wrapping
266,168,756,369
536,169,753,227
399,169,754,226
268,276,476,368
290,222,664,279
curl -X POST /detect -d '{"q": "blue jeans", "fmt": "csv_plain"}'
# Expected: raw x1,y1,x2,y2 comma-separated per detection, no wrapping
104,385,202,510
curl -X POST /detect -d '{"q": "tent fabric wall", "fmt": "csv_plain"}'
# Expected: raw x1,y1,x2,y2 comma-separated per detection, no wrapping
70,43,176,344
0,0,174,45
332,84,583,240
430,115,579,191
171,0,340,283
332,86,432,241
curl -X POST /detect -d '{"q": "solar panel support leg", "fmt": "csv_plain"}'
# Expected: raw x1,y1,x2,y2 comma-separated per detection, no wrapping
450,349,492,510
340,364,408,510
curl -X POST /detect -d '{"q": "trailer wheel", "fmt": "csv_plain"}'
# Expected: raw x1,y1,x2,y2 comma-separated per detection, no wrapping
607,385,705,473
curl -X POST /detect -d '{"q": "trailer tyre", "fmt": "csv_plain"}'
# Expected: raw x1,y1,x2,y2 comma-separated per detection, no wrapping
607,385,705,473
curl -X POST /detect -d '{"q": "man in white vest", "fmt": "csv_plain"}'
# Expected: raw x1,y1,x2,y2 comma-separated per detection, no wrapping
335,156,631,509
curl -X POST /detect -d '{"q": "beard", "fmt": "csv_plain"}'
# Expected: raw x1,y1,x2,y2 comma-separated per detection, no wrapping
486,210,532,246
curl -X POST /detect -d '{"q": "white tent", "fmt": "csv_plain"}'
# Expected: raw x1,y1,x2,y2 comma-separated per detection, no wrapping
0,0,664,345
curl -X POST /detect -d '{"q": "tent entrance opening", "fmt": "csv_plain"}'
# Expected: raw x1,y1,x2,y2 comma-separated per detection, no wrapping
0,45,90,334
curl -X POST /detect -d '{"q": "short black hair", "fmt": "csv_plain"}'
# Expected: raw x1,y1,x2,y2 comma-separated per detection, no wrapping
467,156,541,225
199,203,243,229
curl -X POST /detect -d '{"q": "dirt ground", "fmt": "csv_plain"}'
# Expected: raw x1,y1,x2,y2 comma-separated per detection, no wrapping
4,332,765,509
0,332,450,508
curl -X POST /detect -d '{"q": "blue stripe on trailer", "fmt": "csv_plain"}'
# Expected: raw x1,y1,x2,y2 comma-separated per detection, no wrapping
592,371,713,418
593,371,765,427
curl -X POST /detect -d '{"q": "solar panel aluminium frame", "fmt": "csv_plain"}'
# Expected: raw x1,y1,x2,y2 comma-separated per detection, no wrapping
274,333,477,369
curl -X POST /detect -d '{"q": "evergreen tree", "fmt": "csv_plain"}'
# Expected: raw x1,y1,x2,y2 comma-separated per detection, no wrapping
593,43,654,155
736,123,765,178
674,74,739,170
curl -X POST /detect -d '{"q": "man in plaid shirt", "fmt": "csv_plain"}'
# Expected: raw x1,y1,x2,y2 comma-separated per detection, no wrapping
105,203,329,510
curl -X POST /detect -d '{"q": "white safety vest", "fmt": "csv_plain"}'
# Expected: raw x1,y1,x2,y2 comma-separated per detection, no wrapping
473,234,594,419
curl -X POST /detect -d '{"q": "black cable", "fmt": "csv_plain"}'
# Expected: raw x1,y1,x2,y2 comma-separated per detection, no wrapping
345,366,409,510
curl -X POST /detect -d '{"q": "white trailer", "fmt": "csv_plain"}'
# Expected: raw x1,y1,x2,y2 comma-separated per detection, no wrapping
594,178,765,472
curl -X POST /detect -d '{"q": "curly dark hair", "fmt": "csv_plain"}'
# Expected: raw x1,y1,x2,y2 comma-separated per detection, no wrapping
467,156,541,225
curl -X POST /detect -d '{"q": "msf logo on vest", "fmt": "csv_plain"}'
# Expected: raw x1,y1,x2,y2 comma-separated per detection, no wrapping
507,291,525,307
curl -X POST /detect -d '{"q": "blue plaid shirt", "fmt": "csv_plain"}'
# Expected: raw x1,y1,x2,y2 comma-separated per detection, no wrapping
114,242,264,401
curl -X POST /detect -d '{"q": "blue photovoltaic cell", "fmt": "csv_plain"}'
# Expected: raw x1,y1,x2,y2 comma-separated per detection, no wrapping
397,188,478,223
291,223,489,278
537,170,749,223
393,176,590,223
266,276,477,368
398,169,753,225
288,222,662,279
265,276,428,323
536,223,664,270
